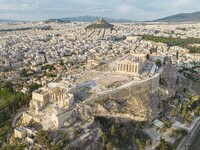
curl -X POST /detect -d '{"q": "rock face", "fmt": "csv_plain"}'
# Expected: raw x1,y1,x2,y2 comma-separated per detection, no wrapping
85,19,114,30
76,58,178,122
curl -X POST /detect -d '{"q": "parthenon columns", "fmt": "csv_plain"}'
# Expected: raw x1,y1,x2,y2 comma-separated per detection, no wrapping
117,63,138,73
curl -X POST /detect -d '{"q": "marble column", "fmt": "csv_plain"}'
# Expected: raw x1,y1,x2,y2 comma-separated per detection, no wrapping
129,65,131,72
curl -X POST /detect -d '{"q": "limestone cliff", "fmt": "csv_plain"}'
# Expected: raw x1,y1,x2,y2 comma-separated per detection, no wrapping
75,60,178,122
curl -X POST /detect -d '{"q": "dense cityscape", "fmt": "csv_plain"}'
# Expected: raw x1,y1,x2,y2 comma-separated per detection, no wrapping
0,1,200,150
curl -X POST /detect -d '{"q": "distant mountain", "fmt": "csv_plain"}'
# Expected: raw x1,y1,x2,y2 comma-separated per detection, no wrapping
61,15,133,23
154,12,200,22
44,19,70,24
0,19,23,23
86,19,114,29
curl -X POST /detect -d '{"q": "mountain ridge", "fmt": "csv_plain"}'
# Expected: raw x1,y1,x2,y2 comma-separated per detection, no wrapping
1,12,200,23
0,19,24,23
153,11,200,22
61,15,133,23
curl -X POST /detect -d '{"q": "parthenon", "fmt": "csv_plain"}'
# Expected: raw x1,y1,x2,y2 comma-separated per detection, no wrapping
116,54,147,76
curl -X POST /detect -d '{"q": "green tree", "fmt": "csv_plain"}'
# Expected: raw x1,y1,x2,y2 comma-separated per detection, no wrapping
183,87,187,93
35,130,52,148
176,77,179,85
106,142,112,150
146,139,152,146
159,139,168,150
110,124,116,136
122,129,127,138
101,131,108,147
171,108,177,117
136,138,144,150
155,59,162,67
195,106,200,115
182,104,188,117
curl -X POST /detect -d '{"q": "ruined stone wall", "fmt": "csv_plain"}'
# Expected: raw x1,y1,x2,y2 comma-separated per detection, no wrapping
85,61,176,121
52,110,74,129
85,74,160,104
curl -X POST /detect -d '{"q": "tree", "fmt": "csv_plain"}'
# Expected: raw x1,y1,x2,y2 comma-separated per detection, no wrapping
146,54,150,60
171,108,177,117
178,104,182,111
195,106,200,115
185,113,193,124
122,129,127,138
110,124,116,136
155,59,162,67
182,104,188,117
183,87,187,93
176,77,179,85
59,60,64,66
20,69,27,77
159,139,168,150
146,139,152,146
102,132,108,147
136,138,144,150
35,130,52,147
106,142,112,150
164,120,172,128
65,144,76,150
15,143,26,150
28,83,41,92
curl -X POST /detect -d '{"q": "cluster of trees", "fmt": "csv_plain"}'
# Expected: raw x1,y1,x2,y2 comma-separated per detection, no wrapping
35,130,52,148
0,81,41,147
35,130,72,150
45,72,57,78
96,117,135,150
42,64,57,78
159,76,167,86
178,67,199,82
170,128,188,138
42,64,56,71
195,106,200,115
0,123,11,144
0,82,30,126
28,83,41,93
135,125,152,150
171,98,200,125
161,120,173,132
143,35,200,54
1,138,27,150
156,139,175,150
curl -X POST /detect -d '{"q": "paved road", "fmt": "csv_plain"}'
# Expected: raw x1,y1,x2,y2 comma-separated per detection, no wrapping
176,118,200,150
12,107,27,127
189,80,196,94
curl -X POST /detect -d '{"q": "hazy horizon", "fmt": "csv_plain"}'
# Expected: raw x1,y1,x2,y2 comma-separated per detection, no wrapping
0,0,200,21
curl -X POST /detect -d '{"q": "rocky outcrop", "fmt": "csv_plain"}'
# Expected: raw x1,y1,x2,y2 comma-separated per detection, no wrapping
85,19,114,30
76,59,178,122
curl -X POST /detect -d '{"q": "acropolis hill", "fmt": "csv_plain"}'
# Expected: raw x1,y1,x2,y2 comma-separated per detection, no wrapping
18,53,177,134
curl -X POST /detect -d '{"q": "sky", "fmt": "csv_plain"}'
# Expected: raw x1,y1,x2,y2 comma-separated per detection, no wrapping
0,0,199,21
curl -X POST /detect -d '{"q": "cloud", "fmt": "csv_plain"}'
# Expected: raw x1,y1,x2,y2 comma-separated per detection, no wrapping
174,0,192,7
0,0,200,21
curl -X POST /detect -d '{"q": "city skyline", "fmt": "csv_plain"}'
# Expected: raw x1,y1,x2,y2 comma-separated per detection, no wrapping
0,0,200,21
